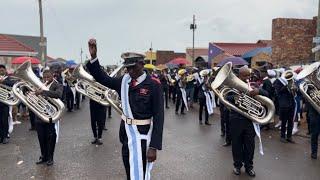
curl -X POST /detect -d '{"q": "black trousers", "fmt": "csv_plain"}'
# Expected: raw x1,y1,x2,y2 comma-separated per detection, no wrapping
75,92,81,109
171,86,177,103
175,90,185,113
66,91,74,111
230,117,255,170
199,98,208,122
163,85,169,107
122,140,147,180
279,107,294,139
90,101,106,139
311,133,319,154
0,105,9,140
220,105,231,143
29,111,36,129
36,121,56,161
107,106,112,117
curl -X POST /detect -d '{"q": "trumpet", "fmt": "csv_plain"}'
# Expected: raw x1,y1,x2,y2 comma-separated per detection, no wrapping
211,62,275,124
0,76,20,106
12,61,65,123
296,62,320,113
73,64,123,114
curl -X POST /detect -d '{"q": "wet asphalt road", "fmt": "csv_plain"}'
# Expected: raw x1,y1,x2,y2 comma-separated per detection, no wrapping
0,99,319,180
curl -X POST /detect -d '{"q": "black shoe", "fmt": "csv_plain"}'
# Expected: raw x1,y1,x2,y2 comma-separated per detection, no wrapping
103,127,108,131
280,138,287,143
311,153,317,159
2,138,9,144
46,159,54,166
245,169,256,177
91,138,98,144
96,139,103,145
181,112,185,115
175,111,179,115
286,138,295,144
29,127,36,131
108,115,112,119
220,132,225,137
205,122,211,126
199,121,203,125
166,106,169,109
223,142,231,147
36,157,47,165
233,168,241,175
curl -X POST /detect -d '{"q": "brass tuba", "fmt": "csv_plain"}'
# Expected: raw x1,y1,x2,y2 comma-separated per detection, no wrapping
296,62,320,113
73,64,123,114
211,62,275,124
0,75,20,106
12,61,65,123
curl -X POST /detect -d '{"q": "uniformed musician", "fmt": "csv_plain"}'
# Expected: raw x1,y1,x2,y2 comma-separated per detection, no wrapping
34,69,63,166
86,39,164,180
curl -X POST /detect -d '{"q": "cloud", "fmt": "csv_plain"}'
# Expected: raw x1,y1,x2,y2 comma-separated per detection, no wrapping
0,0,318,65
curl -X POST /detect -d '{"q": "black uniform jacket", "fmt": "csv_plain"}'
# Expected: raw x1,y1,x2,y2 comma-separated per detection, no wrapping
227,88,269,122
262,78,274,99
273,79,295,109
86,59,164,150
0,76,15,108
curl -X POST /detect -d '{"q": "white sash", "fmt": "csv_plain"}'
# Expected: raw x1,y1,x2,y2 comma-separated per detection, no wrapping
180,88,189,111
247,82,264,155
47,81,60,143
8,106,13,134
121,74,154,180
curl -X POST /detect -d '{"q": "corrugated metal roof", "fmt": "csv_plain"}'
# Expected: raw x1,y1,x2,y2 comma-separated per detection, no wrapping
0,34,35,52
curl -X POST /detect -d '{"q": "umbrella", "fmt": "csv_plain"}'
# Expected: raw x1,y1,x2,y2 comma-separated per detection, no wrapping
156,64,168,70
47,60,66,67
66,60,77,68
168,57,191,65
144,64,155,70
166,63,178,69
217,57,248,67
12,56,40,64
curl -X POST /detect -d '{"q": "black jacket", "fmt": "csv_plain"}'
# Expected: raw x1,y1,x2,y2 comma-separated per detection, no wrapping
86,59,164,150
262,78,275,99
274,79,295,109
0,76,15,108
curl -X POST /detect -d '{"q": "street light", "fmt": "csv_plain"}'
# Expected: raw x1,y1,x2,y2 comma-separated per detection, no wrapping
190,15,197,64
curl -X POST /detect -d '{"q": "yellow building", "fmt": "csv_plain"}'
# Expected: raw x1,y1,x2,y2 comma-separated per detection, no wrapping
145,51,157,65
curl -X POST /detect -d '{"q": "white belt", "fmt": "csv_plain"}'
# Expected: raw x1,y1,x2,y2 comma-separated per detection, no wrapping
121,114,151,125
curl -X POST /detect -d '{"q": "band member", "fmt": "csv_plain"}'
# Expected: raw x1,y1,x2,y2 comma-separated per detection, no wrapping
90,99,107,145
0,65,14,144
302,92,320,160
274,71,296,143
197,70,213,125
229,66,268,177
64,69,76,112
169,69,177,103
86,39,164,179
159,69,170,109
34,69,63,166
175,69,188,115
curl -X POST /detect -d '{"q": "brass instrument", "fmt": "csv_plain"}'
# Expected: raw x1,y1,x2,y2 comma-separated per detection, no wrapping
296,62,320,113
12,61,65,123
200,69,211,91
0,75,20,106
186,74,194,82
73,64,123,114
211,62,275,124
62,68,76,86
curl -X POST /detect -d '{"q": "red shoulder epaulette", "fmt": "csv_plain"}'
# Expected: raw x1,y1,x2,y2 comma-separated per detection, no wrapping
151,77,161,84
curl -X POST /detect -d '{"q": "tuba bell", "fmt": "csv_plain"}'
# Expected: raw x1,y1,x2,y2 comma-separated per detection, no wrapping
73,64,123,114
12,61,65,123
0,75,20,106
211,62,275,124
296,62,320,113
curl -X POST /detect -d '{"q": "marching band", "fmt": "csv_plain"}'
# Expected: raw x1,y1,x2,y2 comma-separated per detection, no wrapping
1,38,320,179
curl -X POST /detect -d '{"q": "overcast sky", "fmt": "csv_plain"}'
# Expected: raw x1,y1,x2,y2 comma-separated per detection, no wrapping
0,0,318,65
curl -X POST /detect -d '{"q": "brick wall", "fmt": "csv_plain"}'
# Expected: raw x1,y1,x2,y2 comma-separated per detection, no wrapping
271,17,317,67
156,50,185,65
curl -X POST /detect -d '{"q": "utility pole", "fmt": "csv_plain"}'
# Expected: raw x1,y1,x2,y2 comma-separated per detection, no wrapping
190,15,197,64
80,48,83,63
38,0,46,65
315,0,320,61
149,42,153,65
